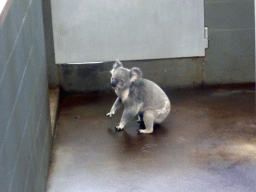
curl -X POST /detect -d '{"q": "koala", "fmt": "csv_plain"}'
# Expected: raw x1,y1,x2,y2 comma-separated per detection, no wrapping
106,59,171,134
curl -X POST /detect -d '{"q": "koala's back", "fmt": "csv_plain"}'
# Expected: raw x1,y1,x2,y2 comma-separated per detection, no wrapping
131,78,170,111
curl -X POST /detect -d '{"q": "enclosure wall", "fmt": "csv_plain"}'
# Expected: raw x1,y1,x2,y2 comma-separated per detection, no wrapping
57,0,254,92
0,0,52,191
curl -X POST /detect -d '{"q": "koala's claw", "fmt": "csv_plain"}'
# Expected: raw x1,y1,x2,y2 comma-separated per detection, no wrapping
106,112,114,118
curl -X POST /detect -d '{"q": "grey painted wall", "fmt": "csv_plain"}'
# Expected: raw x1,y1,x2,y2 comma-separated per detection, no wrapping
204,0,254,84
0,0,52,191
59,58,204,93
42,0,60,87
51,0,254,92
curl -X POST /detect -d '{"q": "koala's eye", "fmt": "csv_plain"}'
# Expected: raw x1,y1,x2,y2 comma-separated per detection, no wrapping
120,80,124,83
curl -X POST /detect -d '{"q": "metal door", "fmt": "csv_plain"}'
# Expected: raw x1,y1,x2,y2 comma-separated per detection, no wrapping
51,0,205,64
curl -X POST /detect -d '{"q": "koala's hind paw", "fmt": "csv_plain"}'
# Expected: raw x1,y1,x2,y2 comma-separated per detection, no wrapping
115,124,124,131
106,112,114,118
137,129,153,134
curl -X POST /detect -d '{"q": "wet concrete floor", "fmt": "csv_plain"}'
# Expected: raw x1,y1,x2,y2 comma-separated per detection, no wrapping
47,87,256,192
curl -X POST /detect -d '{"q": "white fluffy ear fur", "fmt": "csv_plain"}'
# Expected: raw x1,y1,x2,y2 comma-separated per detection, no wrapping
130,67,142,82
110,59,123,74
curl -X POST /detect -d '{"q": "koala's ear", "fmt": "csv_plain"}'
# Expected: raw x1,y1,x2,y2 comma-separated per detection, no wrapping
130,67,142,82
110,59,123,74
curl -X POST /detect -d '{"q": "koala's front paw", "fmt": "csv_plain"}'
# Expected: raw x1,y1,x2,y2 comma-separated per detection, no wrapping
106,112,114,118
137,119,143,123
137,115,143,123
115,124,124,131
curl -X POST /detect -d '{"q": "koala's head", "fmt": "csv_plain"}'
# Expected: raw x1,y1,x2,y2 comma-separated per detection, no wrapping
110,59,142,91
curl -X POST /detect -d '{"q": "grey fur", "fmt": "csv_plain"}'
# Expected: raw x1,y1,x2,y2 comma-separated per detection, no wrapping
106,59,171,133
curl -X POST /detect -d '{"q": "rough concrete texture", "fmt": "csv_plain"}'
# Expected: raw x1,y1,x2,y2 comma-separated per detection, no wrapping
47,86,256,192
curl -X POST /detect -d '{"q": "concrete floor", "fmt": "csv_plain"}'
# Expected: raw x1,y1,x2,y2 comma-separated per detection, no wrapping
47,87,256,192
48,86,60,136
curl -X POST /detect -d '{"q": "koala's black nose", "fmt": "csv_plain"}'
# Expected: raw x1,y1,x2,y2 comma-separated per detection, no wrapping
111,78,118,87
111,82,116,87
